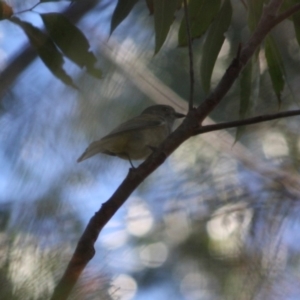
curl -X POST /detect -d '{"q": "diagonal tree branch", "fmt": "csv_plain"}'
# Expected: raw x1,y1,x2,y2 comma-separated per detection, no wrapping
101,38,300,199
51,0,300,299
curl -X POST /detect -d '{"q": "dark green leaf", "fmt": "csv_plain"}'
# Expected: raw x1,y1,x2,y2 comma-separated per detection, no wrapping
0,1,13,20
265,36,285,104
10,17,77,88
145,0,154,15
235,57,260,142
154,0,178,54
178,0,221,47
239,63,252,119
293,14,300,47
110,0,139,35
235,60,252,142
176,0,183,9
41,13,102,79
200,0,232,93
283,0,300,46
247,0,264,32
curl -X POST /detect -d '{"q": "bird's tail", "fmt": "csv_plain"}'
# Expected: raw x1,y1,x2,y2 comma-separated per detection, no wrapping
77,141,105,162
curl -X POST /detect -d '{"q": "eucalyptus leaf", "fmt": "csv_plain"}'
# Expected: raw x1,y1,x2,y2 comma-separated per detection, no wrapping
247,0,264,32
110,0,139,35
178,0,221,47
154,0,178,54
265,36,285,105
145,0,154,15
235,57,260,143
291,1,300,46
10,17,77,88
41,13,102,79
200,0,232,93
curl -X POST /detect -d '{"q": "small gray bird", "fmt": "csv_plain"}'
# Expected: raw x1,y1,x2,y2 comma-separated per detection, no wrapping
77,104,185,167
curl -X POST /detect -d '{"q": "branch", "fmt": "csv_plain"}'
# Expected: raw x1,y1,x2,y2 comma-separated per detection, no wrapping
274,2,300,27
51,157,167,300
51,0,295,299
195,110,300,135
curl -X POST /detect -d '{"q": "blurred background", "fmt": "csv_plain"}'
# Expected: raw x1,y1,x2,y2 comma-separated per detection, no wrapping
1,0,300,299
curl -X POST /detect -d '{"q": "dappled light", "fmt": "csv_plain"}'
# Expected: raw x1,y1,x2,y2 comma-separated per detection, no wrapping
109,274,137,300
125,198,154,237
262,131,289,159
139,242,169,268
1,0,300,299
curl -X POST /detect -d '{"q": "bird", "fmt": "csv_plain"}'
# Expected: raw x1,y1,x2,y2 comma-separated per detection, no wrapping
77,104,185,167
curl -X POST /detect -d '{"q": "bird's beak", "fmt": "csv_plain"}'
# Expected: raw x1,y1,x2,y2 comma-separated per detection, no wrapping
174,112,186,118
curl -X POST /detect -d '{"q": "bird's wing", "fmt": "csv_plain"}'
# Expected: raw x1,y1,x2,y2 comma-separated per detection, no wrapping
101,114,166,140
77,115,165,162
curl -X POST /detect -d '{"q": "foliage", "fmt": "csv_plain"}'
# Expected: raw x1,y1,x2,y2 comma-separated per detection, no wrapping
4,1,101,87
1,0,300,124
1,0,300,300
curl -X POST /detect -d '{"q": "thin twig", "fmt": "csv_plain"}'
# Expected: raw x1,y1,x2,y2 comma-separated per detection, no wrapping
14,2,40,14
183,0,194,111
273,2,300,27
266,0,284,15
194,110,300,135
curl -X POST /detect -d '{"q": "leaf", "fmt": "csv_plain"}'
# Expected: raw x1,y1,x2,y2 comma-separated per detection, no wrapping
235,57,260,142
0,1,13,20
146,0,181,16
235,59,253,142
10,17,77,88
176,0,183,10
41,13,102,79
265,36,285,104
178,0,221,47
200,0,232,93
145,0,154,15
283,0,300,48
240,61,253,119
110,0,139,35
247,0,264,32
153,0,178,54
293,13,300,47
